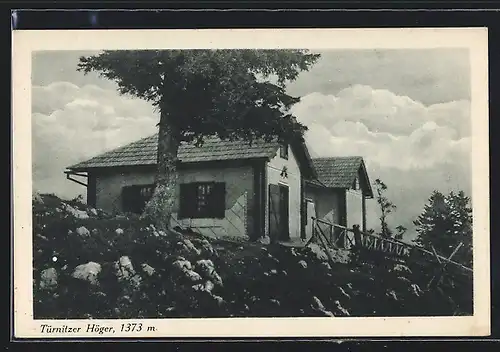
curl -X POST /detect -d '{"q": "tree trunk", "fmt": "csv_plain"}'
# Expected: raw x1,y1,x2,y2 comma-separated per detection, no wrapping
142,108,181,232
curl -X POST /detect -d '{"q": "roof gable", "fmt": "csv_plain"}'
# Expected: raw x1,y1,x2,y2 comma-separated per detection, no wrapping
312,156,373,198
67,133,316,178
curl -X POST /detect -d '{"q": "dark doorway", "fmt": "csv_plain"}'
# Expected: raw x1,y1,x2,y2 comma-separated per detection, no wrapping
268,183,290,242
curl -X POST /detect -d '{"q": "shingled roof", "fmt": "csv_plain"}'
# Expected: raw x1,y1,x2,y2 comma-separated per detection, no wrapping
68,133,282,171
312,156,373,198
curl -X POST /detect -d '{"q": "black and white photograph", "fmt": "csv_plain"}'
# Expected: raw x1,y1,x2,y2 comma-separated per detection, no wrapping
13,28,490,338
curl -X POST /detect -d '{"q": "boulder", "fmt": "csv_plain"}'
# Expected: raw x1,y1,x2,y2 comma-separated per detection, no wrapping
76,226,90,237
333,300,350,316
410,283,423,297
33,192,44,205
196,259,223,287
114,256,136,280
141,263,155,276
39,267,58,290
386,290,398,301
72,262,101,285
257,236,270,245
183,239,201,255
62,203,89,219
172,259,192,271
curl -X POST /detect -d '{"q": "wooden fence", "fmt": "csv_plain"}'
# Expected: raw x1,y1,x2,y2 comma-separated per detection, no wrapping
310,217,472,276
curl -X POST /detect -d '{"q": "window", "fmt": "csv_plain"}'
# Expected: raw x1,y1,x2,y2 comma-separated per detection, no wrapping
122,184,155,214
279,143,288,160
179,182,225,219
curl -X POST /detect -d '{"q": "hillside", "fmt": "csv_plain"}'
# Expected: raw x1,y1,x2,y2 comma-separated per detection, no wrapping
32,193,473,319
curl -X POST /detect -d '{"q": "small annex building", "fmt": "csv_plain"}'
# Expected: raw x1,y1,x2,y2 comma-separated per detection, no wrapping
65,133,373,243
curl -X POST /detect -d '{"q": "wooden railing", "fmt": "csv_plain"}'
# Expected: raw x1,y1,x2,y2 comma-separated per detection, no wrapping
310,217,473,275
311,217,412,257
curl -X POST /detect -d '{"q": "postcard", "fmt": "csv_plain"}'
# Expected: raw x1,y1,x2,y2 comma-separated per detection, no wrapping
12,27,490,338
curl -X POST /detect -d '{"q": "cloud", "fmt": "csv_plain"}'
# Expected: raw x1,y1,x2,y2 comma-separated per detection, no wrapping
287,48,471,105
291,86,472,240
32,82,158,199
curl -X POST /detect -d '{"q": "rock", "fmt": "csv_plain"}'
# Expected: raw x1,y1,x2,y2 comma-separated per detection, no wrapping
204,280,215,292
199,239,215,255
212,295,225,306
281,270,288,276
192,280,215,293
72,262,101,285
183,239,201,255
33,192,44,205
36,234,49,241
88,208,98,216
114,256,136,280
76,226,90,237
196,259,223,287
269,299,280,307
386,290,398,301
141,263,155,276
298,260,308,269
311,296,326,311
398,276,411,283
393,264,412,274
308,243,329,261
115,228,124,235
290,248,298,257
328,249,350,264
338,286,351,299
410,284,423,297
39,267,58,290
172,259,192,271
257,236,270,245
320,309,335,317
62,203,89,219
321,262,332,270
184,270,202,282
128,275,142,289
333,300,350,316
270,269,277,275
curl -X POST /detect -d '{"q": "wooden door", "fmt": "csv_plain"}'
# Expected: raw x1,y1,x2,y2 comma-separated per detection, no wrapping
268,184,290,242
279,185,289,240
305,199,316,240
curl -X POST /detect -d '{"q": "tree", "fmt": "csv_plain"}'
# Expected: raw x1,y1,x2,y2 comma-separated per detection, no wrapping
414,190,473,267
373,178,397,238
78,50,320,231
394,225,407,241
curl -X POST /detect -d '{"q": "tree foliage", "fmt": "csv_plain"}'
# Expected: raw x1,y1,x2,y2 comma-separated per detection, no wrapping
373,178,397,238
414,190,473,267
77,50,320,144
78,49,321,231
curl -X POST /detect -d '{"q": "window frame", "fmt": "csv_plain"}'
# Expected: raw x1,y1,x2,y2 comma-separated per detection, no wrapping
179,181,226,219
279,143,289,160
121,183,155,214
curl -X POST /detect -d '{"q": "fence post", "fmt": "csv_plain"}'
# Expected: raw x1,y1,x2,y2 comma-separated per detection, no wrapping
353,224,362,249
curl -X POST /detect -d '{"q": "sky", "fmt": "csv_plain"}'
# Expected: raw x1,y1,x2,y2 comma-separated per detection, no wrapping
31,49,472,241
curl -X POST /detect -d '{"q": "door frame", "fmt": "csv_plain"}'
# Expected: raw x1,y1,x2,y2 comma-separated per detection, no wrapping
278,183,290,241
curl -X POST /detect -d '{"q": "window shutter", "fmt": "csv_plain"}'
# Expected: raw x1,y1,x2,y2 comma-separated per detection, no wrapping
213,182,226,219
122,187,131,212
179,184,188,218
179,183,198,219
